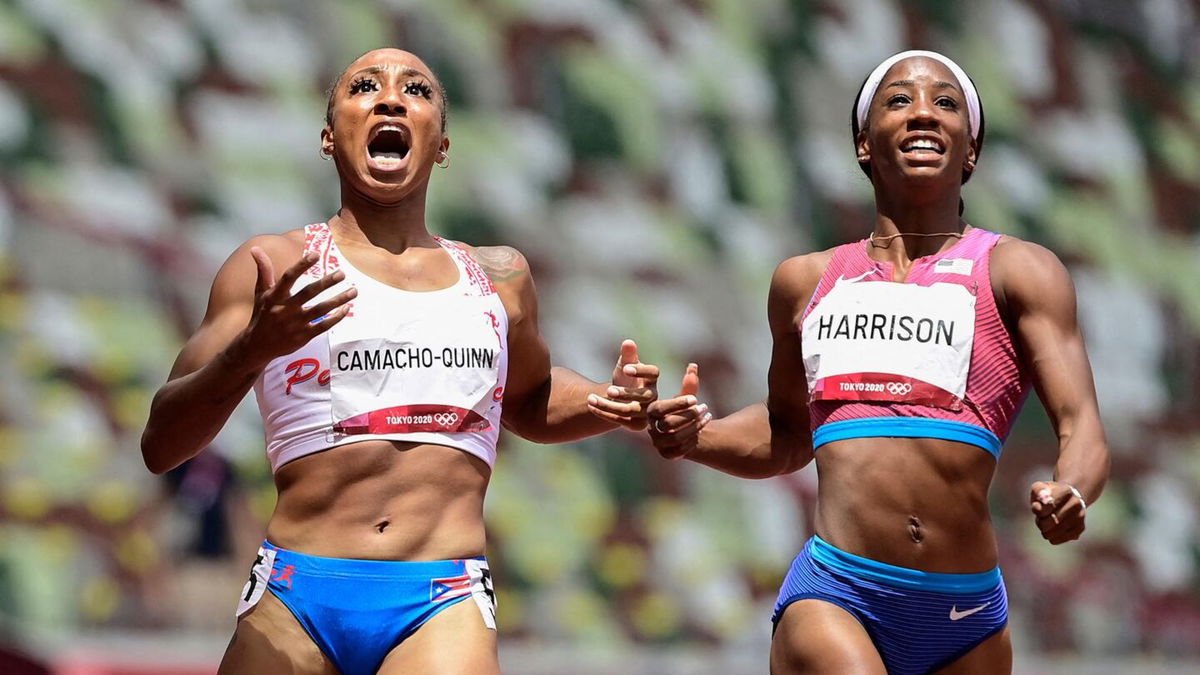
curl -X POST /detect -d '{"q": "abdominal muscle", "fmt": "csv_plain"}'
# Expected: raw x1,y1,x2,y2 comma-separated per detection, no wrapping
264,439,491,561
813,436,999,574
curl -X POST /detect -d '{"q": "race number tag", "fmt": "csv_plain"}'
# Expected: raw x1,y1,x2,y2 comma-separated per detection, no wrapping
466,559,497,630
802,277,977,409
235,546,276,617
327,292,502,435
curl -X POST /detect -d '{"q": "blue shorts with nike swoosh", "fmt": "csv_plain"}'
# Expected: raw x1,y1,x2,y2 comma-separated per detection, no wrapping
772,536,1007,675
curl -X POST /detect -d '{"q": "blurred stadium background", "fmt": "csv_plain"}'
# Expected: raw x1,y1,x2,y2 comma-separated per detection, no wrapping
0,0,1198,673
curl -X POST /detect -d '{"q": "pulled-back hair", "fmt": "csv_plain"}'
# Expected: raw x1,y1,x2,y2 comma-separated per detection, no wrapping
849,74,986,187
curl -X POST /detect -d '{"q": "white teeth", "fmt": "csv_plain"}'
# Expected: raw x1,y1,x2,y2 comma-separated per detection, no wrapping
904,139,941,152
370,124,407,141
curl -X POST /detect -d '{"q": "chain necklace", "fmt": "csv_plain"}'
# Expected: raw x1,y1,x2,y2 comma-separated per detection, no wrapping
868,230,964,249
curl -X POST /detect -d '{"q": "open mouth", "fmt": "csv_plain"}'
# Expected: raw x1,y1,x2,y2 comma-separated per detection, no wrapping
900,137,945,156
366,124,411,169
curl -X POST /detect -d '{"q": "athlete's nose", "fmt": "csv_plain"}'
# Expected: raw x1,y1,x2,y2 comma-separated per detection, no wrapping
907,95,939,129
373,89,406,117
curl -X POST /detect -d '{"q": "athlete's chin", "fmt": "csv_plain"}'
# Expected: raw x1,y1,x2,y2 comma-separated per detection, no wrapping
348,174,421,204
894,165,958,186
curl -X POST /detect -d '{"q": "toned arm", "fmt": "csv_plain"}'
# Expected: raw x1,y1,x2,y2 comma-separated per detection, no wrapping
140,235,354,473
994,239,1110,543
650,253,825,478
470,246,655,444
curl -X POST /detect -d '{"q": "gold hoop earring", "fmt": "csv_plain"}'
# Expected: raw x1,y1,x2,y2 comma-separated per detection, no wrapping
436,153,450,169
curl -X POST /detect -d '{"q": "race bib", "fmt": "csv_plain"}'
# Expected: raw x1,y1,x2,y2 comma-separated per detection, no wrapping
802,276,976,409
235,546,277,617
328,290,503,435
466,559,497,630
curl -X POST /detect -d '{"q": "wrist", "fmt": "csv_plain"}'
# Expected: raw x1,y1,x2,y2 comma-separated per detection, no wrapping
1062,482,1088,512
222,331,271,375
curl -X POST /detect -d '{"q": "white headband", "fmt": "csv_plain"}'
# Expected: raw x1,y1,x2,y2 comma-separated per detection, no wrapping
854,50,981,141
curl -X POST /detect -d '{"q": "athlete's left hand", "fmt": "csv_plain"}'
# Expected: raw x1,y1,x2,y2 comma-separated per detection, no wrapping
1029,481,1087,545
587,339,660,430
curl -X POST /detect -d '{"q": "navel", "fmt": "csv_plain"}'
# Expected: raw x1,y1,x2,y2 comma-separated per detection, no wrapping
907,515,925,543
375,519,390,534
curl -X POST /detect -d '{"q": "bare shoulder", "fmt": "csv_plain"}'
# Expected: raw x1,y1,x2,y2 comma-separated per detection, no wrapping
991,235,1066,269
990,236,1073,289
453,242,532,286
209,229,308,302
771,247,836,301
990,235,1075,314
236,230,307,266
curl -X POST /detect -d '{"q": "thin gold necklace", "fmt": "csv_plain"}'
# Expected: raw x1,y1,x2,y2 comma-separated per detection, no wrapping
868,230,964,249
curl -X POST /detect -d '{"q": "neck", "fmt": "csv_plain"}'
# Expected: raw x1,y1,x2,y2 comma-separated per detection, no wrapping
333,181,436,253
870,183,965,261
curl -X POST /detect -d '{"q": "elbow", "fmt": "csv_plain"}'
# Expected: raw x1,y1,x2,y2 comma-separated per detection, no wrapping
500,395,563,445
140,426,184,475
140,433,171,475
1094,445,1112,498
500,415,549,445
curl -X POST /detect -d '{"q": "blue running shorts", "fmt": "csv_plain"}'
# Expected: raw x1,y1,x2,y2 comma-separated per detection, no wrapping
236,541,496,674
773,535,1007,675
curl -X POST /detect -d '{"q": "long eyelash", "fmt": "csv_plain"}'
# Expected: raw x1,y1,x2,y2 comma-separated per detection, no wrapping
349,77,378,95
405,81,434,98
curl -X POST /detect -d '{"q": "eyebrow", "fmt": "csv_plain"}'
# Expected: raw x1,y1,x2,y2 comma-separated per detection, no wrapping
884,79,961,93
347,65,434,83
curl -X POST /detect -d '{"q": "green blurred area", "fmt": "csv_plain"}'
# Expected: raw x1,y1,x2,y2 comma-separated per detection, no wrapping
0,0,1197,666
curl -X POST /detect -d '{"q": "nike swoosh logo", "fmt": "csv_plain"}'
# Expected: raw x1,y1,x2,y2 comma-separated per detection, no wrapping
949,603,990,621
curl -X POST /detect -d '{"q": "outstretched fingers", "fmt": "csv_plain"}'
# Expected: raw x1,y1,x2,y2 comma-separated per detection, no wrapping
586,395,640,427
250,247,277,297
612,339,660,388
301,287,359,324
648,395,709,431
645,363,710,459
270,251,321,302
678,362,700,397
291,269,347,306
306,303,353,333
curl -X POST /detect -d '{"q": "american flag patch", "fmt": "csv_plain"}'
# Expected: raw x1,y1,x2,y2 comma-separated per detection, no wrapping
430,574,473,603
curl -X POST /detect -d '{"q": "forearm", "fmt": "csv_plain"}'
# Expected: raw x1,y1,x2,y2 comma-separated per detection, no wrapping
506,366,618,444
140,337,265,474
1051,409,1110,504
687,402,812,479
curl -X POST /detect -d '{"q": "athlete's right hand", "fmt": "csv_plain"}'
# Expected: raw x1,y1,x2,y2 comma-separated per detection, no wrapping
646,363,711,459
235,247,357,365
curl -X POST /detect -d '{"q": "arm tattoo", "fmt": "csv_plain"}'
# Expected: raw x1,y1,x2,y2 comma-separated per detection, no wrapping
471,246,528,283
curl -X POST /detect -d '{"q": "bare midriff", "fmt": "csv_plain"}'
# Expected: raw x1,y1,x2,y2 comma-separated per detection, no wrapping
813,436,998,574
265,440,490,561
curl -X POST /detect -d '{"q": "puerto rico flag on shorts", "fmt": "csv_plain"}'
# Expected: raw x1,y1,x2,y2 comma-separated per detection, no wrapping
430,574,473,603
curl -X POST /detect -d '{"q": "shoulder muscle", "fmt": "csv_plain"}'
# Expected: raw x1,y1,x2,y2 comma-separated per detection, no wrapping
768,249,833,334
990,238,1076,321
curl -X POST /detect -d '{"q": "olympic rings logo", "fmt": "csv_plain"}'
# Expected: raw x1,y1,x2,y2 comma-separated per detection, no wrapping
886,382,913,395
433,412,460,427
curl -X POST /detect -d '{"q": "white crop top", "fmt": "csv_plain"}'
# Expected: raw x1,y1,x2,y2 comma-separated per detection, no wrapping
252,223,510,473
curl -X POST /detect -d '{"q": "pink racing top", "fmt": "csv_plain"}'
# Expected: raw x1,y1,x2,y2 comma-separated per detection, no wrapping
800,227,1031,457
